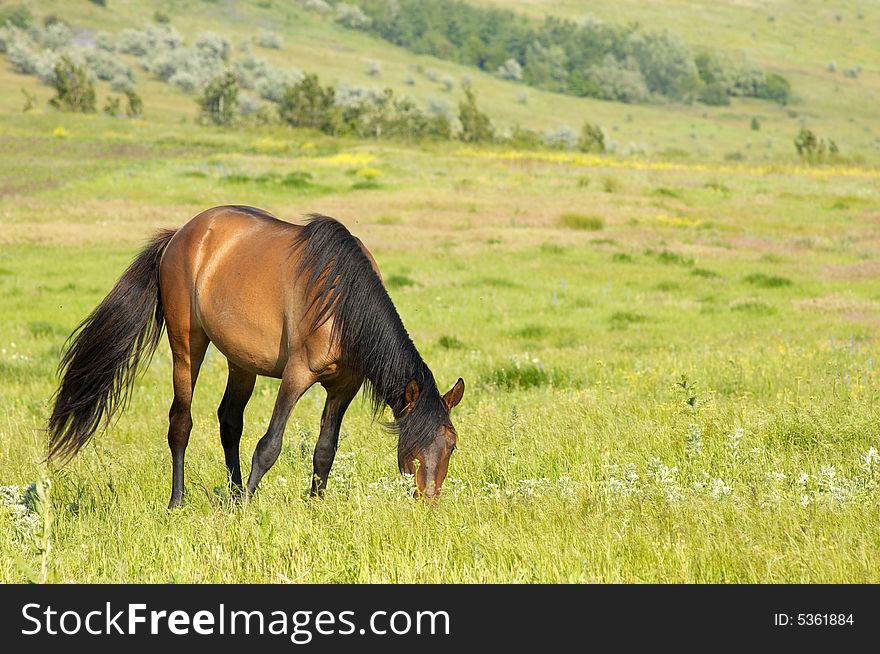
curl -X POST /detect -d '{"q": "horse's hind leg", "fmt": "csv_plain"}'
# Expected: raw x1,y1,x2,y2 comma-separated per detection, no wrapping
217,362,256,493
166,326,209,509
245,366,312,497
310,377,362,497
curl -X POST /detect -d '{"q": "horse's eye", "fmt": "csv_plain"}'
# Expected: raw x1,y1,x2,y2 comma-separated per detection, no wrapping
449,443,457,453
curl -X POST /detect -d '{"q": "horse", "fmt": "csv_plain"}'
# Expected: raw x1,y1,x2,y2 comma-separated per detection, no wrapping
47,205,465,507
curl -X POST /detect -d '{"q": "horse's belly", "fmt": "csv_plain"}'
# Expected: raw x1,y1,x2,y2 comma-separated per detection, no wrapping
199,305,287,378
193,248,291,378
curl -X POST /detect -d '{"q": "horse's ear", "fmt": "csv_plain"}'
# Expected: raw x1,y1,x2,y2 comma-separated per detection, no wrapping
405,379,421,408
443,378,465,411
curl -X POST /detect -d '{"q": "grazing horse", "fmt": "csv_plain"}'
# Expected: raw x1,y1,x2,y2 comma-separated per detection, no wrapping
47,206,465,507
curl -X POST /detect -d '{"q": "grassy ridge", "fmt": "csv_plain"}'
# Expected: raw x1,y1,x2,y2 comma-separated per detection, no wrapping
2,0,878,162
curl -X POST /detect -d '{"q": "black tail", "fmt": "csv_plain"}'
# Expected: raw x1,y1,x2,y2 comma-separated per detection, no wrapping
47,229,176,463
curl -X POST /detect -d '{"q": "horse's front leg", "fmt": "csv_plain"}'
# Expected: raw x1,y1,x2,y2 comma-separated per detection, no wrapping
310,377,362,497
245,367,312,497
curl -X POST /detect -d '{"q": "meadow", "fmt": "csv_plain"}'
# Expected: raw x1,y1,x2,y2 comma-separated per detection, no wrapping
1,0,880,583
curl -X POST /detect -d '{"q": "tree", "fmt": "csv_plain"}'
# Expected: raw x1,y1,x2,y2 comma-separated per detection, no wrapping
759,73,790,105
577,122,605,153
198,70,238,126
457,86,493,143
278,73,339,134
125,88,144,118
49,56,96,113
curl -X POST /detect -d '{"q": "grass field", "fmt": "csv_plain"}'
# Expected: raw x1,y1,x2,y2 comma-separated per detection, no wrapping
1,1,880,583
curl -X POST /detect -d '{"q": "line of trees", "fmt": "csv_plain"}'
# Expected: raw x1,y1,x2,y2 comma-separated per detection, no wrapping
325,0,790,106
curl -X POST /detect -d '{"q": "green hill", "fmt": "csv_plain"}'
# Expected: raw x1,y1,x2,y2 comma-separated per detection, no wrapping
1,0,877,163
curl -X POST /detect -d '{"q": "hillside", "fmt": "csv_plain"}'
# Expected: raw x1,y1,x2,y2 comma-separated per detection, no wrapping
1,0,877,163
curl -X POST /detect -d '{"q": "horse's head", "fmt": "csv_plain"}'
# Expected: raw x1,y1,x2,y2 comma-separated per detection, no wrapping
398,377,465,499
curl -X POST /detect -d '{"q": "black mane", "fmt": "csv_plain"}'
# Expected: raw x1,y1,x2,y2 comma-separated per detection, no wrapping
291,215,447,468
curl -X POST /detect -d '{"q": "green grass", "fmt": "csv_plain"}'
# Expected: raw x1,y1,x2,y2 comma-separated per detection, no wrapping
2,0,880,584
559,213,604,231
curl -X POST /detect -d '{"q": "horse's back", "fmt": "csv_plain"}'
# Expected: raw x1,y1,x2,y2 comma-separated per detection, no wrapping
160,206,303,377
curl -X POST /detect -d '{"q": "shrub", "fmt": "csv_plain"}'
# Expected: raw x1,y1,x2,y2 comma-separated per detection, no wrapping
278,73,339,133
365,58,382,77
103,95,121,116
198,70,238,125
49,56,96,113
588,54,650,103
6,35,42,75
506,125,542,150
305,0,332,12
117,29,149,56
496,58,523,81
256,67,303,103
335,3,371,29
43,22,73,49
256,31,281,49
195,32,230,62
111,73,133,93
545,125,576,150
170,71,198,93
86,48,133,82
699,82,729,106
238,94,263,116
95,31,115,52
759,72,790,105
458,86,493,142
125,88,143,117
794,127,839,163
154,11,171,24
577,122,605,153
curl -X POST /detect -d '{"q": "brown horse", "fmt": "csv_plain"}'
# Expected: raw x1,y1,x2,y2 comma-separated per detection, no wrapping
47,205,465,507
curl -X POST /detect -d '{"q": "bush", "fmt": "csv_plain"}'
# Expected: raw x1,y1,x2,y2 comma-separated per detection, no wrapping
759,72,790,105
588,55,650,103
545,125,576,150
365,58,382,77
278,73,339,133
305,0,332,12
256,67,303,103
49,56,96,113
195,32,230,62
506,125,542,150
154,11,171,24
624,30,700,100
496,58,523,81
5,34,41,74
117,28,148,56
170,71,198,93
458,86,493,142
699,82,729,106
43,22,73,50
198,70,238,125
110,74,134,92
577,122,605,153
86,48,132,82
335,3,371,28
125,89,143,117
794,127,839,163
103,95,121,116
256,31,282,49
